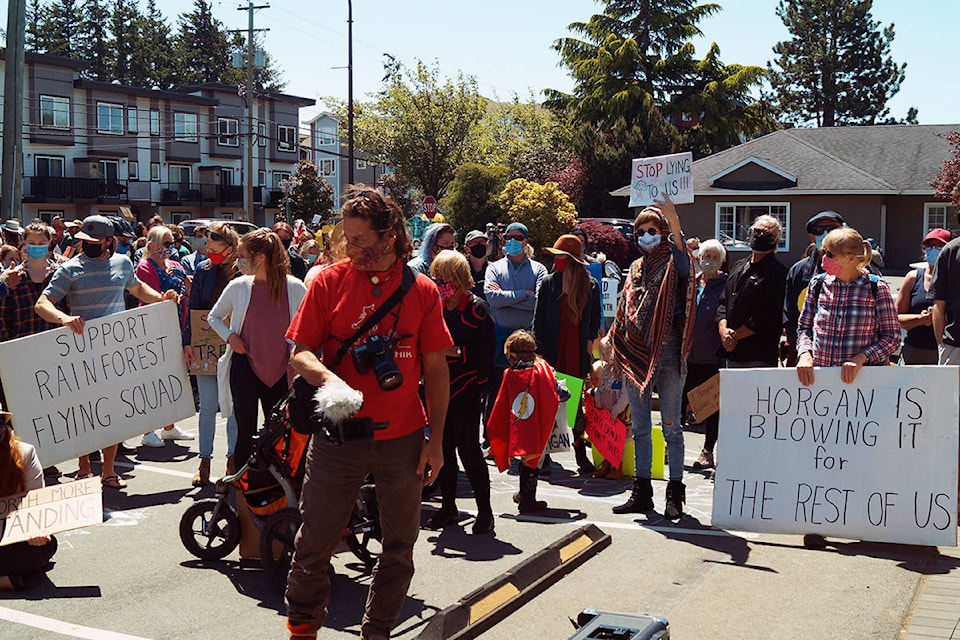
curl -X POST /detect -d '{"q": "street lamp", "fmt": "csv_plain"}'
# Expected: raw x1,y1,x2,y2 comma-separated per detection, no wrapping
279,177,299,225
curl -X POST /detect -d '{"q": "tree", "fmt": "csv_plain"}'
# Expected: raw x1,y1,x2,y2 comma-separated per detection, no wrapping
769,0,908,127
576,219,633,267
112,0,150,86
498,179,578,252
139,0,178,89
175,0,231,85
379,173,419,219
283,159,334,223
352,59,487,200
221,33,287,93
77,0,112,80
41,0,82,58
441,163,510,241
25,0,49,52
931,131,960,206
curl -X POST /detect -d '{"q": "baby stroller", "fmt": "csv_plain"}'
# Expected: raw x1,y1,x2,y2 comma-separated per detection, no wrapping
179,386,382,589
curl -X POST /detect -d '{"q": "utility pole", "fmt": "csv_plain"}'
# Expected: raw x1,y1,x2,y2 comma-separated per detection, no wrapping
347,0,354,185
2,0,26,223
234,2,268,225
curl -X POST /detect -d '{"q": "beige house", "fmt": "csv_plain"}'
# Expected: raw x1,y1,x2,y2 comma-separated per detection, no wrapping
614,124,959,271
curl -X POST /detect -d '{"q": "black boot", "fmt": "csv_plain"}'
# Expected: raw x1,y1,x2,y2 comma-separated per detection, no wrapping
573,439,595,474
612,477,654,514
664,479,686,520
517,464,547,513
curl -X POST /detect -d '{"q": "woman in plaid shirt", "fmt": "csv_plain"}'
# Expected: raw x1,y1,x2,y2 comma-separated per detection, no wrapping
796,227,900,387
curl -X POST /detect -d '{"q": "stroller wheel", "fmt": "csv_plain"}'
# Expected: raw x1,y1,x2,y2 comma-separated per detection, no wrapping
345,483,382,569
260,508,302,590
180,498,241,560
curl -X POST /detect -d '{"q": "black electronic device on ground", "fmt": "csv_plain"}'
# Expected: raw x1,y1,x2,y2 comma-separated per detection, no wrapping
567,609,669,640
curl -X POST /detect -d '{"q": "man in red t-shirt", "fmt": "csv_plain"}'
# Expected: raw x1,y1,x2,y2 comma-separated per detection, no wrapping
284,186,452,640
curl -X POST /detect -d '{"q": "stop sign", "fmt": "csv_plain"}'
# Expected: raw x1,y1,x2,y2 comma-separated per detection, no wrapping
422,196,437,215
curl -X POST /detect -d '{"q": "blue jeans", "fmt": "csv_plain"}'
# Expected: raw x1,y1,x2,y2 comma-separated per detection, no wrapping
627,328,686,481
196,374,237,459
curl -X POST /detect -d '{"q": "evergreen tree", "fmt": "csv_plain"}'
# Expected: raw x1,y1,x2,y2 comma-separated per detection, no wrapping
77,0,112,80
111,0,149,86
175,0,231,85
138,0,178,89
220,33,287,93
25,0,49,52
42,0,82,58
769,0,907,127
283,159,334,222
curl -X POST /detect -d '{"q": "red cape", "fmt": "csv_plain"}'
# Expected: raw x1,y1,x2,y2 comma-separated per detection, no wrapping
488,360,560,472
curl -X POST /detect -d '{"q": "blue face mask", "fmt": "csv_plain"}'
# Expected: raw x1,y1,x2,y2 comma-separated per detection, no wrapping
925,246,942,267
116,241,131,255
814,233,828,250
637,233,662,253
25,244,49,260
504,238,524,256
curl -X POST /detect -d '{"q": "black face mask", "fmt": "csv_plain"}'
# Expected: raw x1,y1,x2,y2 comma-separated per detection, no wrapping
82,241,105,258
748,228,778,252
469,244,487,259
281,238,292,249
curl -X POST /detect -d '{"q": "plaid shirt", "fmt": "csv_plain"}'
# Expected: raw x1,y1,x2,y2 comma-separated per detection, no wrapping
796,273,900,366
0,262,64,341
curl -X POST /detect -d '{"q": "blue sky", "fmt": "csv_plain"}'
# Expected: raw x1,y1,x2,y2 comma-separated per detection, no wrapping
14,0,960,125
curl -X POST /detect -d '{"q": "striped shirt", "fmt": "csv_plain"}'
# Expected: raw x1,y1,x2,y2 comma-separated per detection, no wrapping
796,272,900,366
43,254,139,321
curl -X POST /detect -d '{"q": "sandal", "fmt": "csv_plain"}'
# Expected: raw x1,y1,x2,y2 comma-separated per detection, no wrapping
77,472,94,480
101,475,127,489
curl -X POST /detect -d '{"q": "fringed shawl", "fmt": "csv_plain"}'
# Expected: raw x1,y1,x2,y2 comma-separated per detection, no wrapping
609,242,697,395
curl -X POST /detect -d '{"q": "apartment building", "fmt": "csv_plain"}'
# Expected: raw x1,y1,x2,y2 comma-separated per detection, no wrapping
302,111,386,206
9,52,314,227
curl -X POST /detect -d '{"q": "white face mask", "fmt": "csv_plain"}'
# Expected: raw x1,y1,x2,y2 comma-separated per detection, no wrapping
700,258,721,274
638,233,662,253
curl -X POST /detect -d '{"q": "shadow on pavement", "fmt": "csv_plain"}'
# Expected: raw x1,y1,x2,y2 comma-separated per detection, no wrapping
132,443,197,463
828,540,946,574
180,558,285,613
423,522,523,561
0,568,103,600
323,571,439,636
102,487,195,513
647,515,776,572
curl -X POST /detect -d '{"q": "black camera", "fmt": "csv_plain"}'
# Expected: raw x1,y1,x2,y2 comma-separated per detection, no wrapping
351,335,403,391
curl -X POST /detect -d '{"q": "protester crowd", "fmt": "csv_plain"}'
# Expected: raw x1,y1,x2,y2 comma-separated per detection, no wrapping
1,191,958,640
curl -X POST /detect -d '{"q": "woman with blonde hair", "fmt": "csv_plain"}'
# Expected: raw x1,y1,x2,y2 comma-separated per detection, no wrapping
208,229,306,467
183,222,241,484
426,250,495,533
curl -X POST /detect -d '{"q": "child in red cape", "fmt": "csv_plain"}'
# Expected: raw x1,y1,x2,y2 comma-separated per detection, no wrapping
488,330,560,513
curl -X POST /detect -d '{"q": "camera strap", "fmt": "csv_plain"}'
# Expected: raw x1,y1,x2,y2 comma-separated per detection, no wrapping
333,264,417,366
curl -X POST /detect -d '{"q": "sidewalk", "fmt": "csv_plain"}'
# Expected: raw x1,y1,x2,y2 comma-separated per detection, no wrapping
903,543,960,639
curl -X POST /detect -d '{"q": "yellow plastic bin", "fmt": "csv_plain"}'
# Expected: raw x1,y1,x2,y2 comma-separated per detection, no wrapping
592,425,665,479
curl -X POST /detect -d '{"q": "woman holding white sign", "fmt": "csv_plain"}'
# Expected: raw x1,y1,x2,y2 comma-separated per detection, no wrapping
0,408,57,591
601,197,696,520
795,227,900,548
208,230,306,470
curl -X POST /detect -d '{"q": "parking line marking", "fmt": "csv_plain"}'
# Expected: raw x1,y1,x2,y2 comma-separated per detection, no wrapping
0,605,153,640
112,461,196,480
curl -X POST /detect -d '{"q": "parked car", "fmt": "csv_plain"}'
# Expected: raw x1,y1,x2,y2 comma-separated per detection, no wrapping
179,219,259,238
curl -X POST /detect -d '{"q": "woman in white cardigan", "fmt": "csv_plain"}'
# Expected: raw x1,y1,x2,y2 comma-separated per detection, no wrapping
208,229,306,468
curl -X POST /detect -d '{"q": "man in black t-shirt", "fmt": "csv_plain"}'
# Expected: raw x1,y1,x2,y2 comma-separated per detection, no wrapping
930,204,960,364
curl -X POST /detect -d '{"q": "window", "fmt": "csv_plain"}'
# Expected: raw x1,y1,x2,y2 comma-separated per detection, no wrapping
356,159,368,170
221,168,234,186
150,162,160,181
277,125,296,151
716,202,789,251
97,102,124,135
169,165,191,184
258,170,266,186
173,112,198,142
35,156,65,177
924,203,959,234
217,117,239,146
99,160,119,183
128,161,139,180
127,107,138,132
171,211,190,224
38,211,63,224
272,171,291,188
319,159,335,176
39,95,69,129
258,122,266,147
316,126,336,145
150,110,160,136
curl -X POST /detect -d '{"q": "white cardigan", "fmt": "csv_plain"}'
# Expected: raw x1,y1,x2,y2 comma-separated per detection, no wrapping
208,274,307,418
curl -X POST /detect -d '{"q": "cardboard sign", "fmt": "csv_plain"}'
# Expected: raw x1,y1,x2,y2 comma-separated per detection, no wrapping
687,373,720,421
584,393,627,469
543,403,573,456
712,367,958,546
629,152,694,207
0,477,102,546
601,278,618,319
0,301,197,468
188,309,226,375
555,373,584,429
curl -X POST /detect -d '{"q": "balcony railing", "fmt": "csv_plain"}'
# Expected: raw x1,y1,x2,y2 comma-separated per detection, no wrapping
21,177,260,208
23,176,128,203
159,182,258,207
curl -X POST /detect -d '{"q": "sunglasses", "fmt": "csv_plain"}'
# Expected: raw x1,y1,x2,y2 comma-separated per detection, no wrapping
810,225,837,236
504,234,526,241
435,243,457,251
209,231,225,241
162,241,174,248
637,227,660,237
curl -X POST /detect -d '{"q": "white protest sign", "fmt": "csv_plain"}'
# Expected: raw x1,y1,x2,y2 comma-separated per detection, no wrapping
629,152,694,207
0,477,102,546
0,301,196,468
601,277,618,319
712,367,958,546
543,403,573,456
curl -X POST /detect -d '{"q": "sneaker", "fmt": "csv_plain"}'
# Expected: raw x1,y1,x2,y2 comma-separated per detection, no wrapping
803,534,828,549
160,425,195,441
141,431,164,448
692,449,715,470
